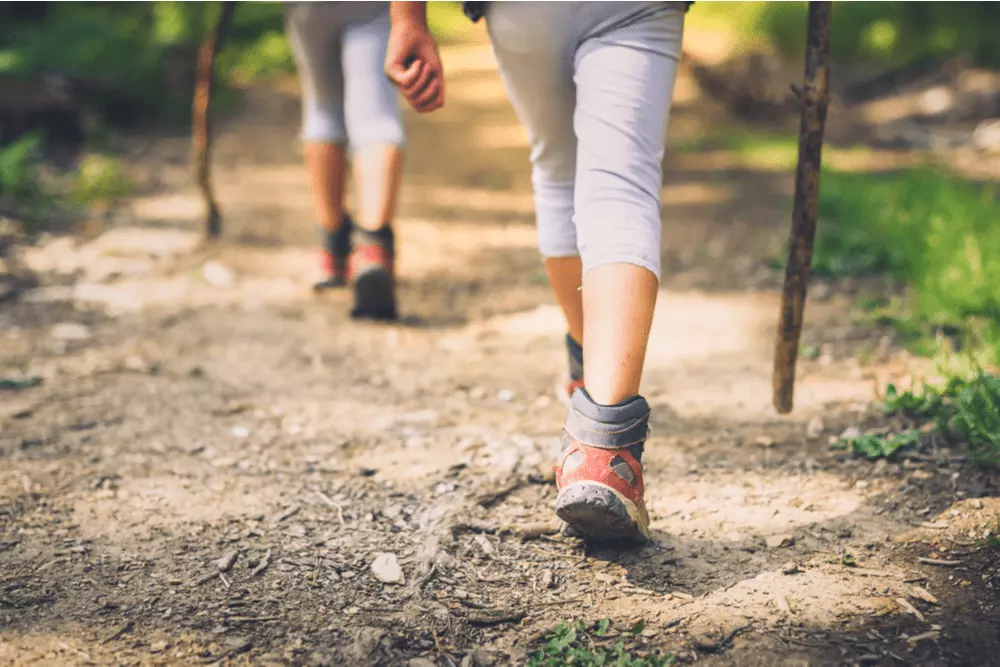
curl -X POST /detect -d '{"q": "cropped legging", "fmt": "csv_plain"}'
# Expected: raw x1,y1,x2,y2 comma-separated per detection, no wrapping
285,2,405,148
486,2,685,279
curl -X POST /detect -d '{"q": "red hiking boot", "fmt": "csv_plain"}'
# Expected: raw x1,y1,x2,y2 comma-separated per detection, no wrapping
313,214,354,291
555,389,651,544
559,333,585,403
348,226,398,321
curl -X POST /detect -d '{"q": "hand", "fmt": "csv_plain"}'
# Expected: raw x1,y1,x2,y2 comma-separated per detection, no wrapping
384,19,445,113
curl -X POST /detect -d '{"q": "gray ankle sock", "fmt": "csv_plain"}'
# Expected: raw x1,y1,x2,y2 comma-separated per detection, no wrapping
565,389,650,461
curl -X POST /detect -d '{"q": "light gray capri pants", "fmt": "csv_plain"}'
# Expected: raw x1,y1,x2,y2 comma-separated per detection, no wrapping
486,2,685,279
285,2,405,148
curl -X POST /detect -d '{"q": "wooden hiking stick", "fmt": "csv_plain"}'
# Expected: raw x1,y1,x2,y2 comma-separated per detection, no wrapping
772,1,831,414
192,1,238,239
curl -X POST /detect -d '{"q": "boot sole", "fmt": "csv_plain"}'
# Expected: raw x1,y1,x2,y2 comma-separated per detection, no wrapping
556,481,649,545
350,268,398,321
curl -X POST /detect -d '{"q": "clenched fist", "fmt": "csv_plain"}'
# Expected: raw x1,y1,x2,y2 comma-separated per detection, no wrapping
385,3,445,113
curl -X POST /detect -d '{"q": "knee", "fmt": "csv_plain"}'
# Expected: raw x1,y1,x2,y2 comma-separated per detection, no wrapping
301,101,346,144
347,116,406,149
533,177,577,258
575,197,662,279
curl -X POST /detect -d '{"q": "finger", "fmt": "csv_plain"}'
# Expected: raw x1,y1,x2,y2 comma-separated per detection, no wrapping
392,60,424,89
400,62,433,97
412,76,442,109
413,89,443,113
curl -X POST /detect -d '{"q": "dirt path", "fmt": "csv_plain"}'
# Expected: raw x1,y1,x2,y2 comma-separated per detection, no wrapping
2,35,1000,667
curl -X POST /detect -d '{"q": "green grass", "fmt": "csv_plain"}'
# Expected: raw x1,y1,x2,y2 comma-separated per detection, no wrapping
839,430,920,461
832,375,1000,467
528,621,674,667
984,522,1000,551
813,167,1000,365
70,154,133,206
853,370,1000,466
671,129,875,172
689,2,1000,70
0,136,131,234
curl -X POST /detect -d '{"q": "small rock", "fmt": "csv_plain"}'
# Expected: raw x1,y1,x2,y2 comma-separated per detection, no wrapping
123,355,147,372
370,552,405,584
971,498,984,510
49,322,91,341
223,636,252,656
474,534,495,557
149,640,169,653
497,389,515,403
754,435,775,448
217,550,239,572
765,534,796,549
461,648,496,667
434,481,456,495
918,86,953,115
840,426,861,440
541,569,557,589
780,561,801,575
806,416,824,440
408,659,438,667
202,261,234,287
231,426,250,438
973,119,1000,152
351,628,386,660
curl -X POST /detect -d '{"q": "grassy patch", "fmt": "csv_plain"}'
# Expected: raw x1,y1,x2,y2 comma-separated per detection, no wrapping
0,137,131,235
70,154,133,206
842,370,1000,466
813,167,1000,364
689,2,1000,70
528,620,674,667
670,129,874,172
840,430,920,461
984,522,1000,551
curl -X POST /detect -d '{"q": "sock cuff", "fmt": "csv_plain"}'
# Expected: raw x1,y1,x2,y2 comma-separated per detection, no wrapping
565,389,650,449
566,333,584,382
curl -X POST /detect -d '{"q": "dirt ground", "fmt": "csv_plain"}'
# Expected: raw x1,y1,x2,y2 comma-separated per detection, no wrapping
2,27,1000,667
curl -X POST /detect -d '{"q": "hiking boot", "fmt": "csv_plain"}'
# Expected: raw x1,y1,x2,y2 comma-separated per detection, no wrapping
555,388,651,544
348,226,398,321
313,214,354,291
558,333,585,404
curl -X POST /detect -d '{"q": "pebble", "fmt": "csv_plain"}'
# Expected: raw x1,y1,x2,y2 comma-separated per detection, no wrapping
49,322,91,341
806,416,824,440
840,426,861,440
765,534,796,549
497,389,515,403
370,552,405,585
780,561,801,575
202,261,234,287
461,648,496,667
231,426,250,439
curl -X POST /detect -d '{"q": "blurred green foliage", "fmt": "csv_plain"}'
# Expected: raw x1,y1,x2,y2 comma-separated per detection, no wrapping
693,2,1000,69
0,2,472,130
0,2,291,124
814,167,1000,364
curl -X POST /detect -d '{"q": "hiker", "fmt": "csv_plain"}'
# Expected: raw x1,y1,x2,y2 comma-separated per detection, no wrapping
385,1,689,543
286,1,404,321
